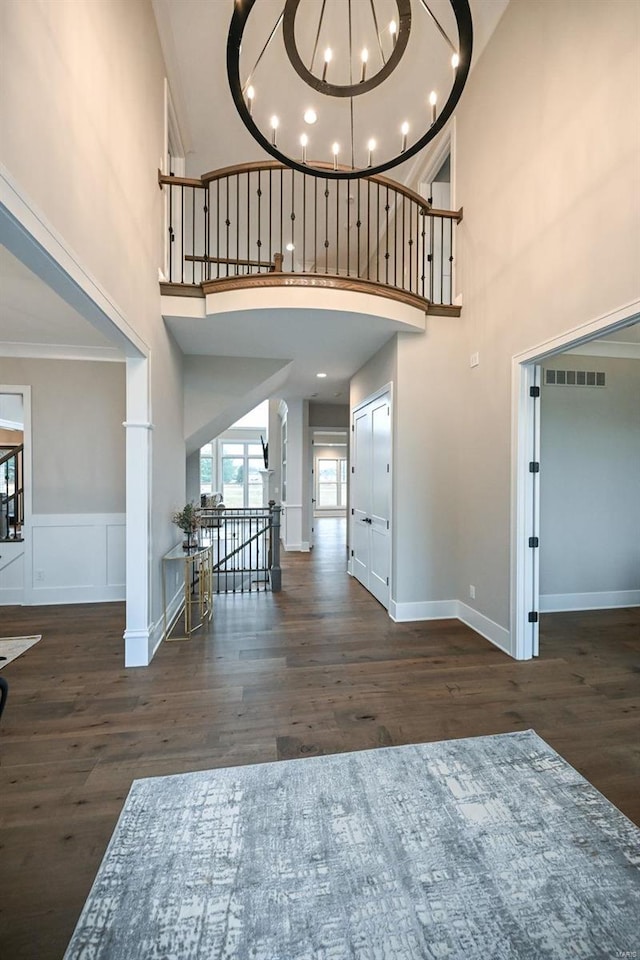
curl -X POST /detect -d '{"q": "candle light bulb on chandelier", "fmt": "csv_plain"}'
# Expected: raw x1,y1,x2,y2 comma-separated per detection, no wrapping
270,115,279,146
300,133,308,163
332,142,339,170
389,20,397,48
322,47,332,82
429,91,437,124
246,85,255,115
367,138,376,168
451,52,460,69
360,48,368,83
401,121,409,153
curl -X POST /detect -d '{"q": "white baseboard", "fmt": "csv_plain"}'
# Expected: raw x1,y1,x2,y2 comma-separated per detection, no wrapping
148,586,184,659
124,628,153,668
389,599,458,622
540,590,640,613
456,601,512,655
388,598,512,656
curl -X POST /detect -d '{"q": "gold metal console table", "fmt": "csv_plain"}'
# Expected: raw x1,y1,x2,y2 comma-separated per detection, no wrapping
162,542,213,641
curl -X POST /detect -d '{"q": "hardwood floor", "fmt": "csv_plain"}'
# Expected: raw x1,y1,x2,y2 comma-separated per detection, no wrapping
1,517,639,959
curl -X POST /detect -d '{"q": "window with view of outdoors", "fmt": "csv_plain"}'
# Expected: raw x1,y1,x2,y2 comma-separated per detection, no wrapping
316,458,347,508
222,442,263,507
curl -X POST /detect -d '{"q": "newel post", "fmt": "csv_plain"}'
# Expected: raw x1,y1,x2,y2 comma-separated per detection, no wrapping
269,500,282,592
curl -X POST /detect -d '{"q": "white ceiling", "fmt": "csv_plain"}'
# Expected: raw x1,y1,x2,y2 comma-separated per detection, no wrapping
153,0,510,180
0,245,122,361
165,302,423,401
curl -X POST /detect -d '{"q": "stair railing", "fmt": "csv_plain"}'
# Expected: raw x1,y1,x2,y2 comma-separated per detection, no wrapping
198,502,281,593
0,444,24,541
159,162,462,309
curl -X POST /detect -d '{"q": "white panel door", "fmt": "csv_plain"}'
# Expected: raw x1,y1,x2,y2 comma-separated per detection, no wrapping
369,397,391,607
351,391,391,608
351,404,371,588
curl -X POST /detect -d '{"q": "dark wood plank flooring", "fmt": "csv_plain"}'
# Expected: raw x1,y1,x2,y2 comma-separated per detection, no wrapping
1,517,638,959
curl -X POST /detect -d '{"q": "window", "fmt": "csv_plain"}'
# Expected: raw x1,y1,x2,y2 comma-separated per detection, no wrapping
221,442,263,507
200,443,214,495
316,457,347,508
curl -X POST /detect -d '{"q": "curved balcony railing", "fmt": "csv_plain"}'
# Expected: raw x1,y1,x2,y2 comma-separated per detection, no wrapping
158,161,462,311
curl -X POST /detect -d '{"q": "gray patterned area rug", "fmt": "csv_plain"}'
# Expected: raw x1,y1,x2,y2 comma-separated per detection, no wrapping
64,730,640,960
0,634,41,668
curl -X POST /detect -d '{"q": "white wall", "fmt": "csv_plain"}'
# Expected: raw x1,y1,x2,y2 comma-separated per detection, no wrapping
384,0,640,652
0,0,185,653
0,358,125,513
540,355,640,609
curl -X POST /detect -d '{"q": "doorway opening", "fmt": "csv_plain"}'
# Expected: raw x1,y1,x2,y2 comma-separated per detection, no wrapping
513,308,640,659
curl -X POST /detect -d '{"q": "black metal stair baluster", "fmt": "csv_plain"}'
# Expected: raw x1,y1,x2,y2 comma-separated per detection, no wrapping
191,186,196,284
168,181,174,282
366,179,371,280
449,218,454,305
429,211,434,301
408,200,413,294
401,195,406,292
180,185,184,284
421,207,426,300
440,216,444,304
247,171,251,275
291,169,295,272
336,177,340,275
385,185,389,285
269,169,273,265
346,177,350,277
314,176,318,273
393,188,398,289
216,180,220,279
280,168,284,266
324,178,329,274
257,170,262,270
356,179,361,278
376,182,380,283
225,176,230,277
236,173,240,275
205,184,210,282
302,171,306,272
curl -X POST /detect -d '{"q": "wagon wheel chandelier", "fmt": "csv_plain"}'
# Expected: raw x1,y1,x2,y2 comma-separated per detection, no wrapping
227,0,473,180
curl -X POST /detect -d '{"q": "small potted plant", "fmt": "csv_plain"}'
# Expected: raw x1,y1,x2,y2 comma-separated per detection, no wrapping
171,502,200,550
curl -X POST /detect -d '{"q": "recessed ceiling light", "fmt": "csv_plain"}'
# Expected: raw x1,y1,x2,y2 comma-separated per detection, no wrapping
304,108,317,124
316,372,327,378
286,242,295,251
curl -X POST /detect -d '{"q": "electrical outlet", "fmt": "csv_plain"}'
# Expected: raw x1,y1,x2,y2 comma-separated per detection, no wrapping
470,352,479,368
35,570,45,582
469,584,476,599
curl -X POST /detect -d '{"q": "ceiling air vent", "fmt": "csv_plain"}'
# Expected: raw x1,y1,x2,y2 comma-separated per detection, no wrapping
545,369,606,387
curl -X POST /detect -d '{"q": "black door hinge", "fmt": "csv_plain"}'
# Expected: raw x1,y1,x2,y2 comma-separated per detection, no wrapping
351,549,354,557
530,386,540,398
351,466,355,473
386,577,389,585
528,536,539,548
529,461,540,473
351,508,354,515
528,611,539,623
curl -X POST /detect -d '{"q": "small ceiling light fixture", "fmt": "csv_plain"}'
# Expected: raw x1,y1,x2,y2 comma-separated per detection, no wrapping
227,0,473,180
286,242,295,251
316,372,328,378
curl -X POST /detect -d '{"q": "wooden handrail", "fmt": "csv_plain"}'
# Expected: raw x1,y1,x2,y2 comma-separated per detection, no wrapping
159,163,462,222
0,443,23,468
